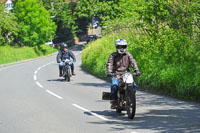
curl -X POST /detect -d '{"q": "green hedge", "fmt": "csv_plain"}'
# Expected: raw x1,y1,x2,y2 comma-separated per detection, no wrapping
0,45,57,65
82,29,200,101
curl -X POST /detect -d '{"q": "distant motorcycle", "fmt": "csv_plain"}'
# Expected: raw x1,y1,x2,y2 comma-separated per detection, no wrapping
102,72,137,119
62,59,72,82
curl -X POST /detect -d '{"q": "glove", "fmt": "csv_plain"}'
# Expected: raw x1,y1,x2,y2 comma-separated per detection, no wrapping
135,70,141,76
57,59,61,63
107,72,113,77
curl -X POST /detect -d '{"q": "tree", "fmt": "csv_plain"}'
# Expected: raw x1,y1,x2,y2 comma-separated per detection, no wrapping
74,0,120,35
42,0,78,43
53,1,77,43
0,1,18,46
15,0,56,46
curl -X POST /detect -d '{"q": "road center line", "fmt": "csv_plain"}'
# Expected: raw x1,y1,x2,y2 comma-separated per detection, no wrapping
46,90,63,99
34,70,38,75
36,81,43,88
33,75,37,80
37,67,41,71
72,104,109,121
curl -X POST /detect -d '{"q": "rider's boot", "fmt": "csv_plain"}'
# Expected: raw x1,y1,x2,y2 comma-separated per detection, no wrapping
71,65,76,76
59,67,63,77
110,99,117,109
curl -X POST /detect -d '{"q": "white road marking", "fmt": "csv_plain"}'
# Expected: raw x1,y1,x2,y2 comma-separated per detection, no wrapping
34,70,37,74
37,67,41,71
131,132,138,133
33,75,37,80
46,90,63,99
36,81,43,88
72,104,109,121
34,62,52,88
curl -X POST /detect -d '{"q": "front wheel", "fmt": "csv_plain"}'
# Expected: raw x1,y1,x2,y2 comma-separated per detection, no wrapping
125,86,136,119
65,68,70,82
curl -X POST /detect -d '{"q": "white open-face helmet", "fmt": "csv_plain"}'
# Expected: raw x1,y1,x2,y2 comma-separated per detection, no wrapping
115,39,128,54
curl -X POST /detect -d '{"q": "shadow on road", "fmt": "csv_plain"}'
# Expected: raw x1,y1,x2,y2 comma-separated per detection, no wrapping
76,82,110,88
47,78,66,82
88,92,200,132
71,42,85,52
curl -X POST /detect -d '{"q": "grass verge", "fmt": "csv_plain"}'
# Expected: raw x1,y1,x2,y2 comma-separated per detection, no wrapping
0,45,58,65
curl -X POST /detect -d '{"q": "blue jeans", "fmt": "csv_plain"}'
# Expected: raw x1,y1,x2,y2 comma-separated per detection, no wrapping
110,78,137,100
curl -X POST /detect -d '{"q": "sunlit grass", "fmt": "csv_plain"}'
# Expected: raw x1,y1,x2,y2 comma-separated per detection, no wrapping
0,45,57,65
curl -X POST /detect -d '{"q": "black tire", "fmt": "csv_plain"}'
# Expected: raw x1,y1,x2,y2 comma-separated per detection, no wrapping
63,69,67,81
67,69,70,82
126,86,136,119
64,68,70,82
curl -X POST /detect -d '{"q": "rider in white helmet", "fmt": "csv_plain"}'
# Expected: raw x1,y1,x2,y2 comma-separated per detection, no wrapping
107,39,141,109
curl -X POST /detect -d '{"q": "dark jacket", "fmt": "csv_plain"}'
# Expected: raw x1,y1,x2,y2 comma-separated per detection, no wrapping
56,49,76,63
107,52,139,74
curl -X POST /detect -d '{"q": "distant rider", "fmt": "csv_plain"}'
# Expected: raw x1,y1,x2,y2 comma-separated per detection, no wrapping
107,39,141,109
56,43,76,77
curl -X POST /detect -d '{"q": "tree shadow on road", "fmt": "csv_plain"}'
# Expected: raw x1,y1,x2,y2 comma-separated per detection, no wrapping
88,108,200,133
71,43,85,52
87,92,200,133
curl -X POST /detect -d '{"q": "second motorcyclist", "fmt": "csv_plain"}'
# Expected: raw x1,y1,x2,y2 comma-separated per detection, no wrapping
107,39,141,109
56,43,76,77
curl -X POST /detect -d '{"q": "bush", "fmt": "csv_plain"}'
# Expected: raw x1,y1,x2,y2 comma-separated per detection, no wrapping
82,28,200,101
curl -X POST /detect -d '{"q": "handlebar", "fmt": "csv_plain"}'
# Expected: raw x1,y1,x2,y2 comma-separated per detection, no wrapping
110,72,137,76
63,59,71,62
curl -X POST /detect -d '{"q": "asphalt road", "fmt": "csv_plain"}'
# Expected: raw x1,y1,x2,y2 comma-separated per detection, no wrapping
0,44,200,133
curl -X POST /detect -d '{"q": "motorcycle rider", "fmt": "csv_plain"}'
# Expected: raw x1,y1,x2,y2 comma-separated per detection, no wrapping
107,39,141,109
57,43,76,77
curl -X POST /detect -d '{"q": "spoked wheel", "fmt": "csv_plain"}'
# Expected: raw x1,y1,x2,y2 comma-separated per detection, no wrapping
126,87,136,119
116,94,124,113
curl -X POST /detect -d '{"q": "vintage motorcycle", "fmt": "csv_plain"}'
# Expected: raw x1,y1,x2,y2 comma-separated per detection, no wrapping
62,59,72,82
102,72,137,119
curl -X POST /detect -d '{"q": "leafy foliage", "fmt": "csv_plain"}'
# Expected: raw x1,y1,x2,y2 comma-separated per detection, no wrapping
42,0,78,43
74,0,120,34
54,2,77,43
82,0,200,101
14,0,56,46
42,0,122,41
0,1,18,46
